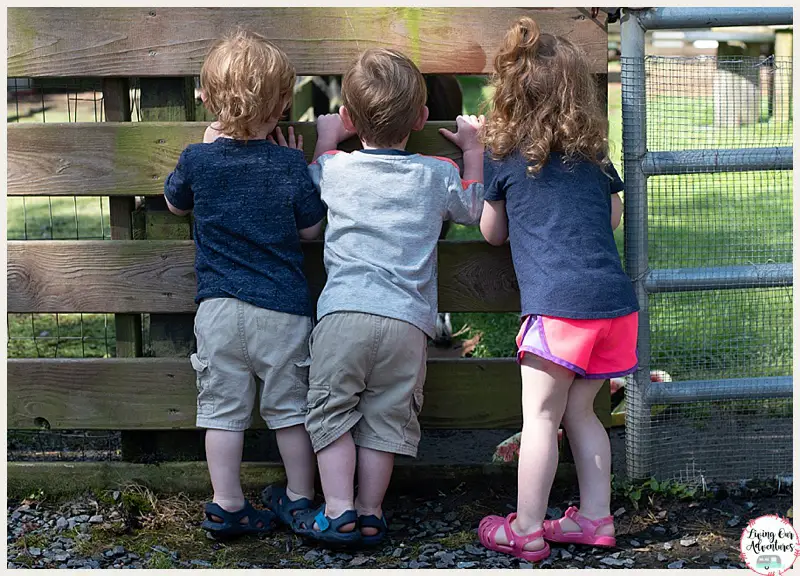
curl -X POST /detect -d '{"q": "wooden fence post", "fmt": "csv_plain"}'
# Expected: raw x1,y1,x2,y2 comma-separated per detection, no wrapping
123,77,201,462
102,79,143,358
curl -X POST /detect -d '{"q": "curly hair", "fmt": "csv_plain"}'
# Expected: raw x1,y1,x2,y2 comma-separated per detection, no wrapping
481,17,610,174
200,29,294,140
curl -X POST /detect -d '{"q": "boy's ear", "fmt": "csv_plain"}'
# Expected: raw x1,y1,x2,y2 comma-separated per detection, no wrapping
412,106,429,132
199,89,207,104
339,106,357,134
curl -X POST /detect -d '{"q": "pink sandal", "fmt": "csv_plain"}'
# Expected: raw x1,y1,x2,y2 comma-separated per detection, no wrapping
542,506,616,547
478,513,551,562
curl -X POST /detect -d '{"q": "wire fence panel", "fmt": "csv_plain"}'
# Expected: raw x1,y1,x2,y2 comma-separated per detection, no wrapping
645,56,792,152
626,55,793,484
7,78,133,459
7,78,125,360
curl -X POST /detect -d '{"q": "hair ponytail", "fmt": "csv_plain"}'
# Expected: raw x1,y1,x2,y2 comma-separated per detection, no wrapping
513,17,541,52
495,17,541,76
482,17,610,174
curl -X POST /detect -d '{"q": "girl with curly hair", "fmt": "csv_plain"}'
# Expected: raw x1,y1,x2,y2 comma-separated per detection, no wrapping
472,16,639,561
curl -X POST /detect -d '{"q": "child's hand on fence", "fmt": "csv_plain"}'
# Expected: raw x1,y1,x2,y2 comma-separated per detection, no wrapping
439,115,485,154
268,126,304,150
317,113,356,145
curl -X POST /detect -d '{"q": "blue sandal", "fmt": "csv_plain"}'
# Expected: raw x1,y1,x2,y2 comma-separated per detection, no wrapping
359,514,389,546
201,500,277,538
261,485,314,527
291,504,361,547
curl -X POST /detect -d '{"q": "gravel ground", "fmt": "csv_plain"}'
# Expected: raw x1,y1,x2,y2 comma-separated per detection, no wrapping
7,471,792,570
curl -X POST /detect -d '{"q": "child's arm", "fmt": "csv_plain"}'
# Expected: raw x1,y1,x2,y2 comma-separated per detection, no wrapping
313,114,355,162
480,200,508,246
607,161,624,231
439,115,486,225
611,193,623,230
289,147,327,241
440,115,484,184
298,221,324,240
164,150,193,216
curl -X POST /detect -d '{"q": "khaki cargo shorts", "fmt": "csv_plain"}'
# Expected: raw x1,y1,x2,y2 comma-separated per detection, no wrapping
306,312,427,457
191,298,312,431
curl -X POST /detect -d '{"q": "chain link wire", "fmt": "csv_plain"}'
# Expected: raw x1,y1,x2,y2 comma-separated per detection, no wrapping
625,56,792,484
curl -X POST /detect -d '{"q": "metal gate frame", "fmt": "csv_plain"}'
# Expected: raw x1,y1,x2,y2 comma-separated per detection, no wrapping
619,7,794,479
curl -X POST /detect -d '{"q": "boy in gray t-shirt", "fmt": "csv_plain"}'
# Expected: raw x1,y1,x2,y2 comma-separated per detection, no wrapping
290,48,484,546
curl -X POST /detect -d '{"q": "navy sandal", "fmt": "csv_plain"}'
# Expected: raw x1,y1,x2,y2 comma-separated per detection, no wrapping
359,514,389,546
261,484,314,527
291,504,361,547
201,500,277,538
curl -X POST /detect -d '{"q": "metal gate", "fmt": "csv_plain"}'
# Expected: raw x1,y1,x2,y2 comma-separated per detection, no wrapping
620,8,793,481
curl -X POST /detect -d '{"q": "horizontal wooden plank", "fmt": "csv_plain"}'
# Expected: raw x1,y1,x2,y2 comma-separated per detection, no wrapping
8,122,464,197
8,240,520,314
7,358,609,430
8,357,522,430
8,8,607,77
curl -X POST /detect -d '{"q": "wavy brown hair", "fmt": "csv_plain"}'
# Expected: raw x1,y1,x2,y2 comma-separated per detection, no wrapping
481,17,610,174
200,30,294,140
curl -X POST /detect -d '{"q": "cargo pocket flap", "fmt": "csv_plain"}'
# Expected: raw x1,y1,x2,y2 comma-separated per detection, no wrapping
294,356,312,368
190,353,208,373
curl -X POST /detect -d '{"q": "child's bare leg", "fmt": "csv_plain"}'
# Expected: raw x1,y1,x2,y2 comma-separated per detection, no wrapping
275,424,316,501
560,378,614,537
316,432,357,532
355,447,394,535
206,429,265,526
492,355,574,551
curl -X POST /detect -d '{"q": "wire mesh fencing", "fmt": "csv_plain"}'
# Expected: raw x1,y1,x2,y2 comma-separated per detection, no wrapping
6,78,142,460
624,55,793,484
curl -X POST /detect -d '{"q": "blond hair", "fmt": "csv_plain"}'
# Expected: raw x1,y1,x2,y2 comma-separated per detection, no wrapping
342,49,427,147
200,30,294,140
482,17,609,174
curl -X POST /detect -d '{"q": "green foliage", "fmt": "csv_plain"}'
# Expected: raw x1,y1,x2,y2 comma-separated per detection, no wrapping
147,552,174,569
612,474,698,510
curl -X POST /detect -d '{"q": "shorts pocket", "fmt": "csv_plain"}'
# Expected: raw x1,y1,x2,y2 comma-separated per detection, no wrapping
411,385,424,416
190,353,214,416
293,355,312,393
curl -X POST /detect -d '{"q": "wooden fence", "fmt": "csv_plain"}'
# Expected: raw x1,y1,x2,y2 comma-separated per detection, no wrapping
7,8,611,479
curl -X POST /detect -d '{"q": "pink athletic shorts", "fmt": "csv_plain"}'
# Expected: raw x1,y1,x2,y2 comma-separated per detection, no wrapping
516,313,639,379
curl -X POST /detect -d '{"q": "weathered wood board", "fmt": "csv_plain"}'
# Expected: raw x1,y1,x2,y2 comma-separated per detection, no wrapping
7,358,610,430
7,240,520,314
7,122,464,197
8,8,608,77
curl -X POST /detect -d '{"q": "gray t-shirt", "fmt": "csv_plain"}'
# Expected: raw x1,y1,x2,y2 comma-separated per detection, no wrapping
309,149,484,337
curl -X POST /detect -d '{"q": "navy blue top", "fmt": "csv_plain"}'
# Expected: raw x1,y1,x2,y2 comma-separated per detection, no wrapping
164,138,326,317
484,152,639,320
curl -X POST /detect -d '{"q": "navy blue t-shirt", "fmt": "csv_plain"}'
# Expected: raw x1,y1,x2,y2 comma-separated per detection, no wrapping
164,138,326,317
485,152,639,320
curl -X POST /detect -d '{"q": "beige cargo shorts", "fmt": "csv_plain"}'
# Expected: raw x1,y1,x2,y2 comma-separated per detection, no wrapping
305,312,427,457
191,297,312,431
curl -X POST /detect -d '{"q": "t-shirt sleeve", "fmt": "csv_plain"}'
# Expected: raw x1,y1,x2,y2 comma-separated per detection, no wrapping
163,149,194,211
444,163,484,225
291,152,327,230
484,155,507,202
606,161,624,194
307,151,338,191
